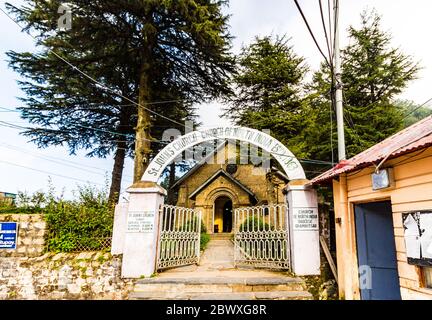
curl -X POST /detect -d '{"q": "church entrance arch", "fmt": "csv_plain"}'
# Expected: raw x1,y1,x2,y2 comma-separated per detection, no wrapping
142,126,306,183
213,196,233,233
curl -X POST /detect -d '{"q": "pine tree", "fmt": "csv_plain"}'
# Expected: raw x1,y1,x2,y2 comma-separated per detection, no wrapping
224,36,308,157
303,10,419,162
6,0,234,202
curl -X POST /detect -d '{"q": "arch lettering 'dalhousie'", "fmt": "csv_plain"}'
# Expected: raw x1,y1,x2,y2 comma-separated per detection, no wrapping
142,126,306,182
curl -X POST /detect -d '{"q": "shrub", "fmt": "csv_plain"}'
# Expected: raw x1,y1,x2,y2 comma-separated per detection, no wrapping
239,216,273,232
181,216,207,233
1,181,114,252
200,233,210,251
44,185,113,252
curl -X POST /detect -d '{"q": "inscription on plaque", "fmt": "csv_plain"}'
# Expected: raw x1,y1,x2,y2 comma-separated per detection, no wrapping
293,208,318,231
127,211,155,233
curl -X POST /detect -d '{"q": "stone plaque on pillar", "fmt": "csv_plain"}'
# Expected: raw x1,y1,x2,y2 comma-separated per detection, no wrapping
286,182,320,276
126,211,155,233
293,208,319,231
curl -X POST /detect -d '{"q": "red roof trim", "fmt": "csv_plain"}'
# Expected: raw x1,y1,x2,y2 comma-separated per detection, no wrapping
309,115,432,185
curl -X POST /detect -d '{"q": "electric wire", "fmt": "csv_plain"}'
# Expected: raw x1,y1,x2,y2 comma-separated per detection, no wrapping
1,7,337,169
293,0,331,67
319,0,333,67
402,97,432,120
0,143,133,182
0,7,189,129
0,140,133,176
0,159,106,186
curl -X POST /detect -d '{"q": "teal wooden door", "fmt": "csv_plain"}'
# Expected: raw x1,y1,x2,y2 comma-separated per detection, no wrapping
355,201,401,300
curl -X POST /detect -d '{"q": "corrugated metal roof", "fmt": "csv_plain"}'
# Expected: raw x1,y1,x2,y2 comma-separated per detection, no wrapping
310,115,432,185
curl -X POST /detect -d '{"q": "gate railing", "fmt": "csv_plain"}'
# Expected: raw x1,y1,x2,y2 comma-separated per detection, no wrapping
234,204,291,270
156,205,202,270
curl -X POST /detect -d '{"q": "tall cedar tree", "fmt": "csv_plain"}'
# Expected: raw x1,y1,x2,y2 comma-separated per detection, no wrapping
302,10,419,163
6,0,234,202
224,36,308,158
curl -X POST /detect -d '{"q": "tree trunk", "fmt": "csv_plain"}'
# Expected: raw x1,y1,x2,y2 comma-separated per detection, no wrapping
108,141,127,204
134,13,157,183
133,69,152,183
167,162,176,204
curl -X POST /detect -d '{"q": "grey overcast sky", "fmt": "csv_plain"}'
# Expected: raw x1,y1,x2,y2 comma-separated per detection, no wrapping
1,0,431,198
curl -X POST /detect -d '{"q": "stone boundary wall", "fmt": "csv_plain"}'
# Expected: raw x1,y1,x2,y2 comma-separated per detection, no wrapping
0,252,134,300
0,214,134,300
0,214,46,257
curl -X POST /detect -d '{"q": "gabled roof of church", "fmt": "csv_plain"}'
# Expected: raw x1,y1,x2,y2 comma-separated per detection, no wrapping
170,140,289,190
188,169,257,202
170,141,228,190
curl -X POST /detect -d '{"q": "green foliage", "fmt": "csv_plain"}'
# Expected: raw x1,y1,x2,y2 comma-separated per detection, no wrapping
6,0,234,201
200,220,207,234
200,233,210,251
302,10,419,164
226,10,419,180
180,216,207,233
395,99,432,127
44,185,113,252
1,181,113,252
239,216,273,232
224,35,308,158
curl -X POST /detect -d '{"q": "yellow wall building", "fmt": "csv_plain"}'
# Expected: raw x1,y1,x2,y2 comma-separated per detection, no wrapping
311,116,432,300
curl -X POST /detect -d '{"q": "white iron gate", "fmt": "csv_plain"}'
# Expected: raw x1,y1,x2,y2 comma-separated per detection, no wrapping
234,204,291,270
156,205,202,270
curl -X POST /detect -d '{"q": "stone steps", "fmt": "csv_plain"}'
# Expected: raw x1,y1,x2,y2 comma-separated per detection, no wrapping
130,276,312,300
209,233,233,240
130,290,312,300
131,238,312,300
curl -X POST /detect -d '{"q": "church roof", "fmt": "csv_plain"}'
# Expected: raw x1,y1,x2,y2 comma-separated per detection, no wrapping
188,169,257,202
171,140,289,190
170,141,229,190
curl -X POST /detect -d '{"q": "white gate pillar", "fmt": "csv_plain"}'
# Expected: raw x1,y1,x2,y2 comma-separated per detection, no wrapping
120,181,166,278
286,181,320,275
111,200,129,255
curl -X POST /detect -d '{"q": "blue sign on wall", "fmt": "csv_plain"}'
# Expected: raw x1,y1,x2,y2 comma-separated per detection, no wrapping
0,222,18,249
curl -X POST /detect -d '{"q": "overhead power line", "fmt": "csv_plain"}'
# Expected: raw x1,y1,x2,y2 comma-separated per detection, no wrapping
0,143,133,182
0,140,132,176
0,119,168,145
403,97,432,119
2,7,293,154
319,0,333,66
293,0,331,67
0,7,336,169
0,159,105,186
0,106,19,112
0,7,189,129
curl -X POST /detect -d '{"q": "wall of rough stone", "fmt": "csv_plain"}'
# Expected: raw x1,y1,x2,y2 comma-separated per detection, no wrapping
0,252,135,300
0,214,135,300
0,214,46,258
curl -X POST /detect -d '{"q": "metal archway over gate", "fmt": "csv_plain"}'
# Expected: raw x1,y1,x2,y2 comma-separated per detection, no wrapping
156,204,202,270
233,204,291,270
141,126,306,183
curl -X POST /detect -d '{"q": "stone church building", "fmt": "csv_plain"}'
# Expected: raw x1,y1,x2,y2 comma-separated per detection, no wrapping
170,141,288,234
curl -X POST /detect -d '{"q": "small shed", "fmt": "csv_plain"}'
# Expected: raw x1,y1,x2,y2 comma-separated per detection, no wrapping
311,115,432,300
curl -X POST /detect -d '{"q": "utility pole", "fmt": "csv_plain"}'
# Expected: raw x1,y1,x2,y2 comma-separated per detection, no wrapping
333,0,346,161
